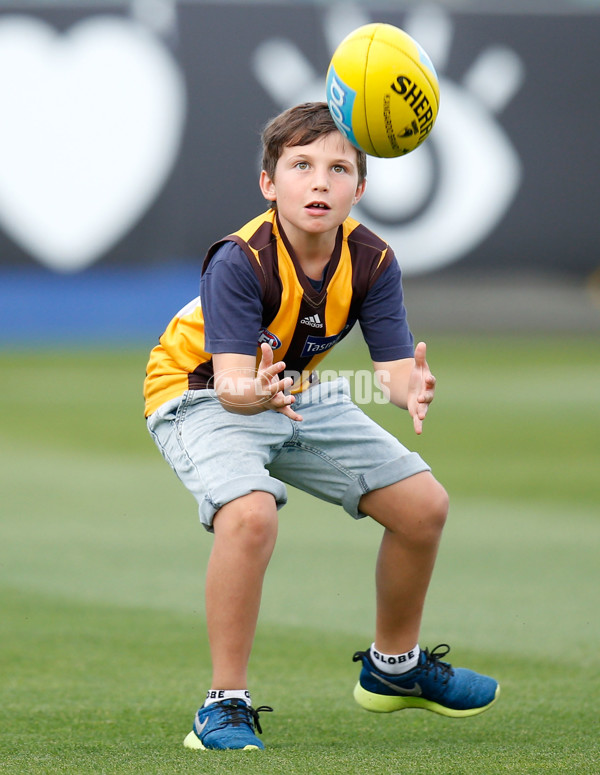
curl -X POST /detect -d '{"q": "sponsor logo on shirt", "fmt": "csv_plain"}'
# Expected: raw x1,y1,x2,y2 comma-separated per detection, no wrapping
301,332,341,357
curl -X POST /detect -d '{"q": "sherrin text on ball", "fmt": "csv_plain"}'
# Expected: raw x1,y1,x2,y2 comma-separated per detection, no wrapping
326,23,440,158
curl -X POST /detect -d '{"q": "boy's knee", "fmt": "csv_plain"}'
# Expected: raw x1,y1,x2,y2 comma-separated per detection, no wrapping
213,491,278,549
364,473,449,543
395,478,448,545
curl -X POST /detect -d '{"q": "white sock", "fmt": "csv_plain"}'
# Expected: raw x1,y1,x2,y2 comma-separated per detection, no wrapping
370,643,420,675
203,689,251,707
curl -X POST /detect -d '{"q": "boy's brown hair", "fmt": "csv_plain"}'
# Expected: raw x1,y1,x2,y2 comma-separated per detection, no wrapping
261,102,367,184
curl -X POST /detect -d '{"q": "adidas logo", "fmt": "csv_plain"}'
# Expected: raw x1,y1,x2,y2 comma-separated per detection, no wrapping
300,313,323,328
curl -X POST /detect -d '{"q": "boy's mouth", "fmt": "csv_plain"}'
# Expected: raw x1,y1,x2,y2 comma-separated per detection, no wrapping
305,201,330,211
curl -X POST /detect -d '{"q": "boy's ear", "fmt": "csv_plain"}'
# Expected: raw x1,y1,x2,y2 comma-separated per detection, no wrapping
353,178,367,205
259,170,277,202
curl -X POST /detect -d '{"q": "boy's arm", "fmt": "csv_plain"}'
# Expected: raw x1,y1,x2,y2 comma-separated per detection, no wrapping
373,341,436,435
213,344,303,421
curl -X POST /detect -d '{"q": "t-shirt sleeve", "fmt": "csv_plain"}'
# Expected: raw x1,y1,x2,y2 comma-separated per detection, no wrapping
200,241,263,355
358,257,415,362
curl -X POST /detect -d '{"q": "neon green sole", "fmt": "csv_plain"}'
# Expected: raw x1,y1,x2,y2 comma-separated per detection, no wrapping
353,681,500,717
183,731,206,750
183,730,260,751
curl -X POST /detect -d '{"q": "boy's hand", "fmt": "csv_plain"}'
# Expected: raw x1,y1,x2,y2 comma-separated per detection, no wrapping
407,341,436,435
256,343,303,421
212,347,303,420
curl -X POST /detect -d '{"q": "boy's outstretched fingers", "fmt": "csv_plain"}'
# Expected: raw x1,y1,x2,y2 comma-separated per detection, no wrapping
258,342,279,376
257,342,287,389
414,340,427,365
410,341,437,435
257,343,303,421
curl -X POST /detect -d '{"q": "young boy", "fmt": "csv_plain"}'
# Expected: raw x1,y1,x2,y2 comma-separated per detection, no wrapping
144,102,499,752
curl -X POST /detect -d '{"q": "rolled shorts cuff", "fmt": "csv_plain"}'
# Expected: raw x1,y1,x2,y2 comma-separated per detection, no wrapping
341,452,431,519
198,474,288,532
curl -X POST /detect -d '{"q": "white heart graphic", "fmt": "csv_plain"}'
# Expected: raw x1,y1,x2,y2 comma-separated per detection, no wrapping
0,15,186,272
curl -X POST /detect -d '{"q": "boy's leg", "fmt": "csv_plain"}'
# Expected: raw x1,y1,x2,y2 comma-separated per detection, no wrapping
355,471,499,717
205,491,279,689
184,490,277,752
147,394,287,749
358,471,448,654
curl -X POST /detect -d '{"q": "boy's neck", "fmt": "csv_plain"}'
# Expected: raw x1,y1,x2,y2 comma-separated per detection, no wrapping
296,236,335,279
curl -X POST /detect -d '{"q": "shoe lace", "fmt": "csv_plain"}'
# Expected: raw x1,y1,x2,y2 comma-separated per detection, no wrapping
217,700,273,735
250,705,274,735
420,644,455,684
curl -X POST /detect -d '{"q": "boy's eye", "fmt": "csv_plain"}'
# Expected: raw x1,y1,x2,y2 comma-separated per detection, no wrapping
296,161,309,170
332,165,346,174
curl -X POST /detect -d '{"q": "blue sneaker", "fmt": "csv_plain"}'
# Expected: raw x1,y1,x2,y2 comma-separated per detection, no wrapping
353,644,499,717
183,698,273,751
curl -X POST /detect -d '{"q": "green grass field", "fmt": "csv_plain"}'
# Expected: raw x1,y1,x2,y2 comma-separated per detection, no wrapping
1,335,599,774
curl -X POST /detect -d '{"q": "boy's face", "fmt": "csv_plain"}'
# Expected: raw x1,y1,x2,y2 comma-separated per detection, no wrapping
259,132,366,241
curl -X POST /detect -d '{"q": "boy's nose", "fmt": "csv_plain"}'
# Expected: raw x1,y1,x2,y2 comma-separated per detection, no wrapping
311,172,330,191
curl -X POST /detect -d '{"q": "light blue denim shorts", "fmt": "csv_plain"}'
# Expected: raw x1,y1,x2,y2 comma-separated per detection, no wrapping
146,378,430,531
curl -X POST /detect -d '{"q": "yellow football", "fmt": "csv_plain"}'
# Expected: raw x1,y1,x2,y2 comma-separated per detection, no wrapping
326,23,440,158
